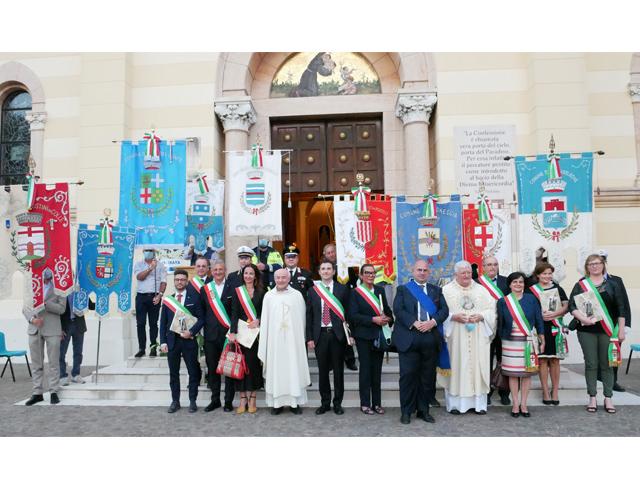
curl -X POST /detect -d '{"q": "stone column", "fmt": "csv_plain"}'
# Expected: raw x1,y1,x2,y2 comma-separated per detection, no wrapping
25,111,47,178
395,91,437,197
629,83,640,187
214,97,257,270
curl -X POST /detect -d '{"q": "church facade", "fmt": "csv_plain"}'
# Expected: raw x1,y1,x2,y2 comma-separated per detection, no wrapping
0,52,638,364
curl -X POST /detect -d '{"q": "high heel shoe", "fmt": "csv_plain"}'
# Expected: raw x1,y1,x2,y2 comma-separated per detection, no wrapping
236,395,247,414
248,393,257,413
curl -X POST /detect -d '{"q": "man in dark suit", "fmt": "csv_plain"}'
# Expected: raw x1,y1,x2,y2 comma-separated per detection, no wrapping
199,259,236,412
306,260,352,415
393,260,449,424
475,255,511,406
59,292,94,386
227,246,254,289
160,269,204,413
321,242,358,371
283,244,314,298
599,250,632,392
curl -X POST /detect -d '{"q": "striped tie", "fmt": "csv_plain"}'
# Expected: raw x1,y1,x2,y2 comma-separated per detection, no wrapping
322,302,331,326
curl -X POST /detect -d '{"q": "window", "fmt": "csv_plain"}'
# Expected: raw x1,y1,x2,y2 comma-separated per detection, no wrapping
1,90,31,185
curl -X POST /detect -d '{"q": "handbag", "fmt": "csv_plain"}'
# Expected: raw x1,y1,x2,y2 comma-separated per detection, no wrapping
373,328,396,352
216,341,247,380
490,362,509,391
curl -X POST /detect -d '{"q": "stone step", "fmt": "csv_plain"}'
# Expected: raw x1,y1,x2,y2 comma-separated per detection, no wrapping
19,388,640,408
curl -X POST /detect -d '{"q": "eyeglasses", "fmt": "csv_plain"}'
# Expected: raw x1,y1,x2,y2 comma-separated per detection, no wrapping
362,271,376,275
587,262,603,266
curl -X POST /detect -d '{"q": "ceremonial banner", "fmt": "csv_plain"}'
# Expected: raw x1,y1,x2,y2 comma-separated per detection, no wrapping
74,221,136,316
13,183,72,313
185,175,224,252
463,203,512,275
227,150,282,237
119,139,187,247
334,196,365,283
515,153,593,277
396,195,463,285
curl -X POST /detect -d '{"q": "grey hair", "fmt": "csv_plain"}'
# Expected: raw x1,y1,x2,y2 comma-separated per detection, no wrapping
454,260,472,273
211,259,225,268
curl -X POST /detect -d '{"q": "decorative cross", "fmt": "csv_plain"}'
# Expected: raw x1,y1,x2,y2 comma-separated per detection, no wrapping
140,189,152,204
473,225,494,248
151,173,164,189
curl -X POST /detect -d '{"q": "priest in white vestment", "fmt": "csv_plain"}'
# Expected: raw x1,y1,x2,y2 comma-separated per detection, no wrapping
258,268,311,413
441,260,497,414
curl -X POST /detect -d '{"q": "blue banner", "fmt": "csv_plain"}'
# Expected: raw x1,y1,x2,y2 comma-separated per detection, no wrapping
395,195,463,286
118,140,187,246
515,152,593,215
185,215,224,252
74,223,136,316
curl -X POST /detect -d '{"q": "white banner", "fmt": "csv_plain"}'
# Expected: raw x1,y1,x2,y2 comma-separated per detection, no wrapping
227,150,282,237
333,196,365,283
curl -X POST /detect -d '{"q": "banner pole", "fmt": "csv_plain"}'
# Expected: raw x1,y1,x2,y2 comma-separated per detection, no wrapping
94,317,102,385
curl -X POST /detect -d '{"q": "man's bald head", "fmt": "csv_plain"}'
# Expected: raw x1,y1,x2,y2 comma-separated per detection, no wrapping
412,259,430,284
274,268,291,291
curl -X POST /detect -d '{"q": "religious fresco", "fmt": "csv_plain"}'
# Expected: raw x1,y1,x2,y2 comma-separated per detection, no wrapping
270,52,381,98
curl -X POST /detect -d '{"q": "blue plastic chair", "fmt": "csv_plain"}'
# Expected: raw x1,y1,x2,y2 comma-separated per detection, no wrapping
625,344,640,375
0,331,31,382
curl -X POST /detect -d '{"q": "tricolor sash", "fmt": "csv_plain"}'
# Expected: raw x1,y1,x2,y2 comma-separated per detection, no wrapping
313,282,345,321
354,285,382,316
162,295,193,320
505,293,539,372
478,274,504,301
529,284,568,356
236,286,258,323
579,278,621,367
190,276,205,293
204,283,231,328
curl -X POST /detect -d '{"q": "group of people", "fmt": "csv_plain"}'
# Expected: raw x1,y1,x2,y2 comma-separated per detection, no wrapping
22,242,631,426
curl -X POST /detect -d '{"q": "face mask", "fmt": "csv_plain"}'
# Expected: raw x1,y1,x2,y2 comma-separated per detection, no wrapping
258,239,268,248
143,251,155,261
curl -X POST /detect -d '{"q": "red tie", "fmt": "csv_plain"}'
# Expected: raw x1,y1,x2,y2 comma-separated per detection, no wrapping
177,293,183,303
322,302,331,326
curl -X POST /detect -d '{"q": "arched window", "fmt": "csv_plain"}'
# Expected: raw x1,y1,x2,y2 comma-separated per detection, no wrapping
1,90,32,185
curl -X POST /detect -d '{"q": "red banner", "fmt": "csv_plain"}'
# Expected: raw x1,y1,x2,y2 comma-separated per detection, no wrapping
17,183,72,312
366,196,395,283
462,203,491,275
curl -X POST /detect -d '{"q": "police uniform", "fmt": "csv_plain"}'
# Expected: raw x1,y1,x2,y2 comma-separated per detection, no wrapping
282,244,314,298
227,246,254,289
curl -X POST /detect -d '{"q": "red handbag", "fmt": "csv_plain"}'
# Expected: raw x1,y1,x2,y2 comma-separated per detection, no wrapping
216,341,248,380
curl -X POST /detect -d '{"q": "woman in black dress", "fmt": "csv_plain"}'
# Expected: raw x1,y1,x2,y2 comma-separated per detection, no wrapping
530,262,569,406
228,264,264,414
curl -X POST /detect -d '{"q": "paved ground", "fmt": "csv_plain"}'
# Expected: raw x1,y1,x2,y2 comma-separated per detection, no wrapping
2,362,640,436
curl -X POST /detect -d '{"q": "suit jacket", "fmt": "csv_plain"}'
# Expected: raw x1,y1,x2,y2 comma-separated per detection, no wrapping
186,275,213,297
198,279,235,342
159,290,203,350
306,281,351,344
288,267,314,298
60,296,94,334
608,274,631,328
392,282,449,353
348,284,394,341
23,288,66,337
230,288,265,334
226,270,245,290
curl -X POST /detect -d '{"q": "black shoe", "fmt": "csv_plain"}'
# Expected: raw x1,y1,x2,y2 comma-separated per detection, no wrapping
223,402,234,412
333,405,345,415
50,393,60,405
449,409,461,415
315,405,331,415
400,414,411,424
25,394,44,406
613,383,626,392
345,360,358,371
417,411,435,423
500,393,511,406
271,407,283,415
149,347,157,357
542,399,553,405
520,408,531,418
511,411,520,418
290,406,302,415
474,409,487,415
168,401,181,413
189,401,198,413
134,350,145,358
205,400,221,412
429,398,441,408
551,400,560,406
